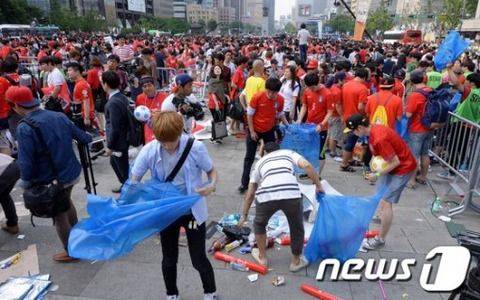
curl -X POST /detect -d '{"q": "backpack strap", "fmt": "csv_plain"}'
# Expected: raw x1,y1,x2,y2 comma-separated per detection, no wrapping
2,74,19,86
165,137,195,182
414,88,430,99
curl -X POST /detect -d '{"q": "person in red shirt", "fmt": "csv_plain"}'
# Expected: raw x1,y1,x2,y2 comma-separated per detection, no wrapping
37,44,49,61
405,70,433,188
229,56,248,134
297,73,333,174
66,62,95,128
345,114,416,250
392,69,406,101
135,76,167,144
239,78,288,193
0,56,20,155
340,68,369,172
365,77,403,130
326,72,345,158
0,40,13,60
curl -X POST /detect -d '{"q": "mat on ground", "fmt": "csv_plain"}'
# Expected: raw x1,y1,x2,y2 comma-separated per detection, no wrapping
304,190,384,263
68,180,201,260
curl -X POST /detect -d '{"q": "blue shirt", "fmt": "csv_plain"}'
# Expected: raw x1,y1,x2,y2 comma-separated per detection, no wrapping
16,109,92,185
131,135,213,224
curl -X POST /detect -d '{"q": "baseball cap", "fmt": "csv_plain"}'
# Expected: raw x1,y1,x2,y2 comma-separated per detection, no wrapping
307,59,319,70
394,69,406,80
325,75,335,88
5,86,40,108
334,71,346,82
343,114,369,133
410,69,425,84
175,74,193,87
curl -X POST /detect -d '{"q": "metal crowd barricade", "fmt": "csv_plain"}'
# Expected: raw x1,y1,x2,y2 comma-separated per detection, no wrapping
429,111,480,216
157,67,208,102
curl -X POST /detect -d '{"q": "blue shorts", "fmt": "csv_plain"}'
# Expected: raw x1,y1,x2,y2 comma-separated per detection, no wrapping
319,131,328,160
408,132,433,158
377,171,415,204
343,132,359,152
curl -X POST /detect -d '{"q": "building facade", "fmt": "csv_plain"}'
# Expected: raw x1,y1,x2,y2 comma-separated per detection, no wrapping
173,0,188,19
186,3,218,23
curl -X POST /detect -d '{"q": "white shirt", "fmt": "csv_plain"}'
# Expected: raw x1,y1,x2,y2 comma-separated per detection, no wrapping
161,93,201,133
250,150,304,203
47,67,65,87
273,52,284,67
297,29,310,45
279,80,300,112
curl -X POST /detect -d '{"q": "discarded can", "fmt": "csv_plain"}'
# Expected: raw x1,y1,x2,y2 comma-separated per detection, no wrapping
225,240,242,252
230,262,249,272
271,276,285,287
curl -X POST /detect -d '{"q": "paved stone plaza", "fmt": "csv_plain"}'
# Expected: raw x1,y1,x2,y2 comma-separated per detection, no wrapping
1,135,479,300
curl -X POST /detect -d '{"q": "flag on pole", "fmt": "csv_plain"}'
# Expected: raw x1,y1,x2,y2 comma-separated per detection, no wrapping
353,0,373,41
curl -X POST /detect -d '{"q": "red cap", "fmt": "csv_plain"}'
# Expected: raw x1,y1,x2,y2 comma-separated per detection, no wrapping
307,59,318,70
5,86,40,108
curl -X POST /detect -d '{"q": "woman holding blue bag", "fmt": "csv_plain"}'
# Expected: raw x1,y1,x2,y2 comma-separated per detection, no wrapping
131,111,218,300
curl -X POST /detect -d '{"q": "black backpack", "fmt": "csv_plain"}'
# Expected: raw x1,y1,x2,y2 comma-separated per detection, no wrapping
126,105,144,147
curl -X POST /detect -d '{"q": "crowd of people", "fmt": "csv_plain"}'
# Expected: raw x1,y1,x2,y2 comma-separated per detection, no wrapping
0,26,480,299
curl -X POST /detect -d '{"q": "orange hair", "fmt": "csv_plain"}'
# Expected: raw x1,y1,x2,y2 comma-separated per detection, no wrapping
152,111,184,142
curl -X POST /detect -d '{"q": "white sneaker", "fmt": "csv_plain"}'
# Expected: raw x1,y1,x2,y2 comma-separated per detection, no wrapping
204,292,218,300
362,237,385,250
333,156,343,163
166,295,180,300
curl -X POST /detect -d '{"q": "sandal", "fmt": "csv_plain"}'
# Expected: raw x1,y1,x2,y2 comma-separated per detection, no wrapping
416,177,427,185
349,160,363,167
251,248,268,266
406,182,416,190
340,165,356,172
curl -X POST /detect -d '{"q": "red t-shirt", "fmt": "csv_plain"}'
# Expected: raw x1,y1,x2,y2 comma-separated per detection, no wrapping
342,79,369,121
73,79,95,119
249,91,284,133
0,73,19,119
406,87,432,133
0,46,12,60
328,84,342,118
302,87,333,127
365,90,403,129
37,50,48,61
86,68,102,90
136,92,167,143
369,125,417,175
392,79,405,99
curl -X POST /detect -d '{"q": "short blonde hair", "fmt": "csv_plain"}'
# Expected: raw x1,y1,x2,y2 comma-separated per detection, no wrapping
152,111,184,142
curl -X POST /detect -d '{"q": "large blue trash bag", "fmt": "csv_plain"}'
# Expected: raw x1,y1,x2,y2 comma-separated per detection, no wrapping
395,115,410,142
68,180,201,260
434,31,470,72
304,191,383,263
280,124,320,171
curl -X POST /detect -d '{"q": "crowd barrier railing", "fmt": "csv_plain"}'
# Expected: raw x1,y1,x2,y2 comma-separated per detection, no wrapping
429,111,480,216
157,67,208,101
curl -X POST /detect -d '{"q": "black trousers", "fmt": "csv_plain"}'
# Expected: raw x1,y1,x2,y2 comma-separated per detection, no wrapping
0,161,20,227
240,128,276,187
160,214,216,296
110,149,129,184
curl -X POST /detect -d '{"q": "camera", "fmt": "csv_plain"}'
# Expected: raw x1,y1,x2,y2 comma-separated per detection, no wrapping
172,97,205,121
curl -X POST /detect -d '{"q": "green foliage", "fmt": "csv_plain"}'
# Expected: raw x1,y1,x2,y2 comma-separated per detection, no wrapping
366,6,394,33
124,16,190,34
326,14,355,34
207,19,218,32
0,0,43,24
243,23,261,34
48,0,108,32
230,21,244,30
284,22,297,35
465,0,477,18
438,0,463,30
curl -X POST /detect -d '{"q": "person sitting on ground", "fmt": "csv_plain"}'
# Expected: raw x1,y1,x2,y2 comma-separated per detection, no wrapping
239,142,323,271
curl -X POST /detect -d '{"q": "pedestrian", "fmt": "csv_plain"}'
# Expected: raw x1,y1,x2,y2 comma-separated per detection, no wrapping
279,65,300,123
326,72,345,159
239,142,322,270
0,153,20,234
297,23,310,63
66,62,95,129
345,114,416,250
102,70,130,193
9,86,92,262
130,111,218,300
238,78,288,193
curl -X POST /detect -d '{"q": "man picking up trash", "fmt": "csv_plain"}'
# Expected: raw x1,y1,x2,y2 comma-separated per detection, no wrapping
239,142,323,272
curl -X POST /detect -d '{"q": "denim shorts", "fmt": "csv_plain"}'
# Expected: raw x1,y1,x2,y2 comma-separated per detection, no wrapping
408,131,433,158
343,132,359,152
377,171,415,204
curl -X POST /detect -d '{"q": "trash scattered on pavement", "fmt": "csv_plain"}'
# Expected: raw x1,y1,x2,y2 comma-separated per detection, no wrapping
247,274,258,283
225,240,242,252
301,284,341,299
0,244,39,283
17,235,25,240
214,252,268,275
0,274,52,300
438,215,452,222
219,214,240,226
271,276,285,287
238,245,252,254
229,262,249,272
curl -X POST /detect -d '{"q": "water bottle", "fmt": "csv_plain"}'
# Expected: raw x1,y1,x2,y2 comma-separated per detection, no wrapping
229,262,249,272
432,197,442,213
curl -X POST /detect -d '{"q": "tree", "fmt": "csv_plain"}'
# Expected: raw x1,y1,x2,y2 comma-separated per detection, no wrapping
207,19,218,33
326,14,355,34
438,0,463,31
366,6,394,33
0,0,43,24
230,21,243,30
465,0,478,18
284,22,297,35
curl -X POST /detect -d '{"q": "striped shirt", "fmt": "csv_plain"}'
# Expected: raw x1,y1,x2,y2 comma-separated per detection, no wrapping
250,150,304,203
113,45,134,62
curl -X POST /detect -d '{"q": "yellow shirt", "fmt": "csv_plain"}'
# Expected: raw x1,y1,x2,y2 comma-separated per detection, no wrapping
244,76,266,104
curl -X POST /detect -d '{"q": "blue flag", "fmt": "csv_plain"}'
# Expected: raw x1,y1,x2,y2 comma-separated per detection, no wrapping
434,31,470,71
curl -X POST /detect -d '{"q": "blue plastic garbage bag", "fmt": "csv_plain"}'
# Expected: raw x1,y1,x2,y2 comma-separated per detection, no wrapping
449,91,462,112
395,115,410,142
280,124,320,171
434,31,470,72
68,180,201,260
304,191,383,263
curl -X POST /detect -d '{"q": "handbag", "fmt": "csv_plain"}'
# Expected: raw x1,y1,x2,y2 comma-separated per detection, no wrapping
226,99,245,121
211,110,228,140
21,117,68,221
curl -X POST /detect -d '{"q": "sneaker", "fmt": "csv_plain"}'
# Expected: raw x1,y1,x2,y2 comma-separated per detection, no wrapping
166,295,180,300
362,237,385,250
437,170,455,180
289,257,309,272
204,292,218,300
333,156,343,163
